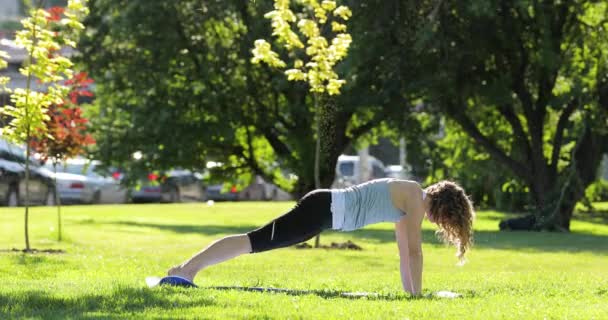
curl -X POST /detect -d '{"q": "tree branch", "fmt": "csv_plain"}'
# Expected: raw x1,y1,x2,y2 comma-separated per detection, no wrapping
448,105,531,182
534,4,566,125
510,42,546,178
259,126,292,159
512,68,535,120
239,126,277,186
172,5,203,75
505,16,535,125
498,103,532,158
550,99,577,172
347,107,388,142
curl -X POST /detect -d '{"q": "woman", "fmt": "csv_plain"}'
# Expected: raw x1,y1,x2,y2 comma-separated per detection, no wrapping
167,178,475,295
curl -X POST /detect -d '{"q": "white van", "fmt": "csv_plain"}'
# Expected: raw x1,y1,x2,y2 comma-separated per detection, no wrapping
332,155,387,188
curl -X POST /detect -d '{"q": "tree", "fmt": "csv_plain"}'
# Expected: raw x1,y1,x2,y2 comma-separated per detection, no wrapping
79,0,414,197
31,71,96,242
432,116,533,212
0,0,89,251
412,0,608,230
251,0,352,246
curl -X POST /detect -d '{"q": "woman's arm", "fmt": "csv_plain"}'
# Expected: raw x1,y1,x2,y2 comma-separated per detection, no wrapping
395,217,423,295
391,181,425,295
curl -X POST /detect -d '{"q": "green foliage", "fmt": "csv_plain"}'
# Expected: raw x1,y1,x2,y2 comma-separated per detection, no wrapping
78,0,607,226
80,1,251,179
0,51,9,103
0,0,88,144
1,52,11,88
251,0,352,95
409,0,608,227
0,0,89,251
585,179,608,203
396,110,442,181
431,118,529,211
79,0,408,195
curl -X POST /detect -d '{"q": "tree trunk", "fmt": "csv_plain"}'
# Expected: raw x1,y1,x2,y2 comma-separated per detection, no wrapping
299,95,345,185
554,124,605,230
317,95,345,189
24,137,31,251
313,94,346,247
500,125,606,231
53,162,63,241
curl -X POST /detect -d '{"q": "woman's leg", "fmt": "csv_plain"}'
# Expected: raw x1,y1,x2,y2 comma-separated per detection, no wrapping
167,190,333,282
168,234,252,281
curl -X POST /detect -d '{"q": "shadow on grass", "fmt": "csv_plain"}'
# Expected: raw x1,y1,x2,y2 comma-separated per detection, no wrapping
207,286,412,301
90,220,608,255
351,228,608,254
206,286,477,301
92,220,260,235
1,254,69,266
0,286,216,319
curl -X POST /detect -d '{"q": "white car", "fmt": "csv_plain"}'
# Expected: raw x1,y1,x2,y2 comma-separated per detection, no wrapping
43,159,128,204
332,154,387,188
385,164,411,180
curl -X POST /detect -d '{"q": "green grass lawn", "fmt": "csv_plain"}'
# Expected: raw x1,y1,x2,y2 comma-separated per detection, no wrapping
1,202,607,319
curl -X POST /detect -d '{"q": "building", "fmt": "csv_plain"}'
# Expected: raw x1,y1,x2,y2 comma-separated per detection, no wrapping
0,0,68,19
1,38,65,105
0,0,20,20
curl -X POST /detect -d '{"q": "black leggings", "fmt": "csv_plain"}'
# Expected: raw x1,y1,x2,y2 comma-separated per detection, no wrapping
247,190,333,253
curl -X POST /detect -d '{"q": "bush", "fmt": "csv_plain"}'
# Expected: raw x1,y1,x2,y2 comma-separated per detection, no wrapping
494,180,532,213
585,179,608,202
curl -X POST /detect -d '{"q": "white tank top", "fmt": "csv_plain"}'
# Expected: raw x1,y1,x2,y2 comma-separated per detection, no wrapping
330,178,405,231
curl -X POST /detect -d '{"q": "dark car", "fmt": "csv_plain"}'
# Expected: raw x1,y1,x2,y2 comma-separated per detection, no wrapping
206,183,239,201
0,139,55,207
206,175,292,202
237,175,292,201
130,170,205,203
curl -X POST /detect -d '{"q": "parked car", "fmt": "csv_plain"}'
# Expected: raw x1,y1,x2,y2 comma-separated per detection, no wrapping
238,175,292,201
130,169,205,203
384,164,411,180
332,154,387,188
206,174,293,202
0,158,21,206
0,138,55,207
206,182,239,201
43,159,128,204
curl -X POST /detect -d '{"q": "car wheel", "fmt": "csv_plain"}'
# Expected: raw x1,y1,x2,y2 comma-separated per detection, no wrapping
199,187,207,202
169,188,180,203
7,186,19,207
124,190,133,204
92,191,101,204
45,189,56,206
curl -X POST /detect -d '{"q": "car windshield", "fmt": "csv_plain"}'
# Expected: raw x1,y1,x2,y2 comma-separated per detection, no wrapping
49,163,101,177
0,141,37,166
339,162,354,176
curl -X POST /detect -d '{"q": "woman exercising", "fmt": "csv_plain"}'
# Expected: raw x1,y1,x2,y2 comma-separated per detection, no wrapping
167,178,475,295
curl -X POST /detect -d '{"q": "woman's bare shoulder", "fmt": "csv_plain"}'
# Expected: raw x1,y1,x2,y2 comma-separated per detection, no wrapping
388,179,423,193
388,179,424,212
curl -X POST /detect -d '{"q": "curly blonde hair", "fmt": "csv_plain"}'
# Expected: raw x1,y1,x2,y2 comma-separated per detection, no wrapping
425,180,475,264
